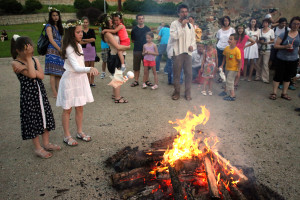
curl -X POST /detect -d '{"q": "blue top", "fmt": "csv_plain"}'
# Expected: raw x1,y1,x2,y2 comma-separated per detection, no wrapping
277,32,300,61
99,27,109,49
158,27,170,44
101,40,109,49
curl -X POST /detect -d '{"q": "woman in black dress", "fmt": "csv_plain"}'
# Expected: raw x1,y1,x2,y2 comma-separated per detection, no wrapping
11,35,60,159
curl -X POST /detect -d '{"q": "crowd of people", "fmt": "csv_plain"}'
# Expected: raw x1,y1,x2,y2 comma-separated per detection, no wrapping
10,5,300,158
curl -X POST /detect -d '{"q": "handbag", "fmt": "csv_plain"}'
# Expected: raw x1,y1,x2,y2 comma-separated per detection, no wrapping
37,26,49,55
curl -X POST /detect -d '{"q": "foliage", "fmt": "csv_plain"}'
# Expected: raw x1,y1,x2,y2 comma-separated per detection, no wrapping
0,0,23,14
38,5,77,13
123,0,177,15
91,0,109,12
24,0,43,14
122,18,135,28
74,0,91,10
158,2,177,15
123,0,143,13
76,7,103,26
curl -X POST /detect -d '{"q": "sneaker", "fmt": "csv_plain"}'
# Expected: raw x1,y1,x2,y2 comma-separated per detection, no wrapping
100,72,106,79
278,85,283,89
288,85,296,90
223,96,236,101
151,84,158,90
142,83,147,89
218,91,227,96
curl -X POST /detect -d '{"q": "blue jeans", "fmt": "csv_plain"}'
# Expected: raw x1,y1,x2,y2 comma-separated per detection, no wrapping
166,58,183,84
156,44,167,71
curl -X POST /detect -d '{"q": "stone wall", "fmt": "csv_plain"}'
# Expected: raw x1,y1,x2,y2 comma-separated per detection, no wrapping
185,0,299,39
0,13,177,26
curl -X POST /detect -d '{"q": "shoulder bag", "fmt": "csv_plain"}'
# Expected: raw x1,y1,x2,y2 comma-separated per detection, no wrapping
37,26,49,55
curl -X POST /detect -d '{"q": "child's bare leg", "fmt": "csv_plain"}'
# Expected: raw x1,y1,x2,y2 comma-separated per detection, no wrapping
143,66,149,84
208,79,213,91
42,129,61,150
32,136,43,150
243,59,248,78
203,79,208,91
62,108,72,138
152,67,158,85
32,136,52,158
118,50,126,71
230,89,235,97
75,106,83,134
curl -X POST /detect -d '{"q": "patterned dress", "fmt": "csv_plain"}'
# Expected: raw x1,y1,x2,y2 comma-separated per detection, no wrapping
202,49,217,78
44,24,64,76
15,58,55,140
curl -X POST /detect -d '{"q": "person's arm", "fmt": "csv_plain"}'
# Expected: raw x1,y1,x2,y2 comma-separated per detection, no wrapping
104,32,130,51
102,25,123,34
170,22,185,40
274,36,292,49
66,47,90,73
142,45,146,56
245,37,256,48
46,26,60,51
219,55,225,70
152,44,159,56
215,50,218,70
189,26,196,52
34,58,44,80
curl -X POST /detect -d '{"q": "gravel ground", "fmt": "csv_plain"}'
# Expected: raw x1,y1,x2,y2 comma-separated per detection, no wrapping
0,53,299,200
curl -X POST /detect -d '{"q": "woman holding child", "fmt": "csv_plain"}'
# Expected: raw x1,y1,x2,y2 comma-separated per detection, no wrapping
99,14,131,103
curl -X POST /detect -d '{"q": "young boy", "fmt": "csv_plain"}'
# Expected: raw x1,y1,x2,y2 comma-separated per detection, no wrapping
218,33,241,101
192,43,204,81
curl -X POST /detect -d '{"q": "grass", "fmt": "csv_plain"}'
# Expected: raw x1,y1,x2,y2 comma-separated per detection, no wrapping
0,23,141,58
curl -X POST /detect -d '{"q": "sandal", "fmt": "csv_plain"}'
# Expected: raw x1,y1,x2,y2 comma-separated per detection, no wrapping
63,136,78,146
130,81,139,87
34,148,52,159
269,93,277,100
76,132,91,142
145,81,154,87
112,95,123,99
115,97,128,103
201,91,207,96
44,143,61,151
281,94,291,101
208,91,213,96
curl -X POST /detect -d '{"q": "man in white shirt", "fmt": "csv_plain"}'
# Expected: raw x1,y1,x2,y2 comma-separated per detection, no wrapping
170,4,196,101
273,18,290,43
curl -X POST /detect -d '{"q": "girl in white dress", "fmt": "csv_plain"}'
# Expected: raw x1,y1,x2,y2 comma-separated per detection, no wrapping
56,19,99,146
244,18,260,81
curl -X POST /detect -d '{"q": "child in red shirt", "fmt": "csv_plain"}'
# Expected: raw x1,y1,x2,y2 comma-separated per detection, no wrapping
102,12,130,71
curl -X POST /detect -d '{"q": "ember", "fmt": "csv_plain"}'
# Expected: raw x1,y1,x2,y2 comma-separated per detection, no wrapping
106,106,285,200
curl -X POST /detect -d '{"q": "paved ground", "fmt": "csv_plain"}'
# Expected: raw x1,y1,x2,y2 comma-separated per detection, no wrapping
0,53,299,200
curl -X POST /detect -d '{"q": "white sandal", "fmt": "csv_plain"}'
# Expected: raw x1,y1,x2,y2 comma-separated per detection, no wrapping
201,91,207,96
63,136,78,146
208,91,213,96
76,133,91,142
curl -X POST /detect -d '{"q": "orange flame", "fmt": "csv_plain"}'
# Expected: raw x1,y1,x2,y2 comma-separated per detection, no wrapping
163,106,210,167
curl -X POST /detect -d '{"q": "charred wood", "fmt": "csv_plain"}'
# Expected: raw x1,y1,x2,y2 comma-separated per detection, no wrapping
168,166,185,200
151,135,178,149
106,146,133,167
203,156,220,199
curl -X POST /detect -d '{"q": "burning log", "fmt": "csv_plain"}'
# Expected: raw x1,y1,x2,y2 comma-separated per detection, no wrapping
219,181,232,200
105,146,133,167
151,135,178,149
111,167,155,190
168,166,185,200
211,151,248,183
203,156,220,199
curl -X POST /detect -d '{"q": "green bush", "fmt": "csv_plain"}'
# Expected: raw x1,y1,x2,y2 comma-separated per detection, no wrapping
122,18,135,28
91,0,109,12
123,0,142,13
24,0,43,13
140,0,159,13
38,5,77,13
159,2,177,15
77,7,103,25
74,0,91,10
0,0,23,14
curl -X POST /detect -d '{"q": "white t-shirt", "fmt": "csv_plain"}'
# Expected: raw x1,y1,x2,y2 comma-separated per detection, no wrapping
273,26,290,43
245,28,260,41
192,50,203,68
258,29,275,52
216,27,235,50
